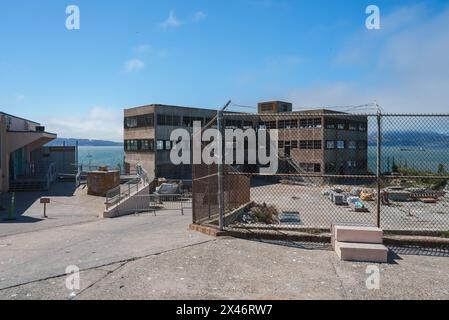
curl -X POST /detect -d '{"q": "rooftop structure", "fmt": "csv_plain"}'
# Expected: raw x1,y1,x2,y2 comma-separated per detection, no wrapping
0,112,57,192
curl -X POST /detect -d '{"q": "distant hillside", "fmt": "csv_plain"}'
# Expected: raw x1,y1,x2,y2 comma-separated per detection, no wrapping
369,131,449,148
46,138,123,147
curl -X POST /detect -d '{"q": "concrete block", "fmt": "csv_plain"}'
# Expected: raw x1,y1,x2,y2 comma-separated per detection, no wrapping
333,194,346,205
87,170,120,196
334,225,383,244
335,241,388,263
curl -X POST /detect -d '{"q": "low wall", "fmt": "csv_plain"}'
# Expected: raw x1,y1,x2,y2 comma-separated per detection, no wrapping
102,184,150,218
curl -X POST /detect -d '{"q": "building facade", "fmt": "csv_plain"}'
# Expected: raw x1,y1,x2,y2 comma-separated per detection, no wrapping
124,104,217,179
123,103,368,179
0,112,57,192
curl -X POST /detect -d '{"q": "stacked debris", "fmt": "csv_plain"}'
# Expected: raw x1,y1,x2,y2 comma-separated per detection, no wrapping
322,187,370,212
155,183,181,195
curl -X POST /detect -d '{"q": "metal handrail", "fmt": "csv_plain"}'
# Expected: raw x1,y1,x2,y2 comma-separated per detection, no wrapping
105,164,154,210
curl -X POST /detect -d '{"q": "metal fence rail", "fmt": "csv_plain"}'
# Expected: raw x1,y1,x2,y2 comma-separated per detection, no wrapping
126,194,192,216
192,112,449,237
105,164,154,210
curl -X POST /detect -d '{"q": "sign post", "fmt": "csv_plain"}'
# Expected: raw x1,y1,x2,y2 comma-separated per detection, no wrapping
40,197,50,218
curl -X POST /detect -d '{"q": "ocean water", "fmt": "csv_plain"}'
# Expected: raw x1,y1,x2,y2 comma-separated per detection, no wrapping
76,146,448,174
368,146,449,173
77,146,124,171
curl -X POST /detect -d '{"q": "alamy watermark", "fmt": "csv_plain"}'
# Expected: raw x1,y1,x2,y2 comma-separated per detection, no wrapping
170,121,279,174
64,5,377,31
366,265,380,290
66,265,80,298
366,5,381,30
66,5,80,30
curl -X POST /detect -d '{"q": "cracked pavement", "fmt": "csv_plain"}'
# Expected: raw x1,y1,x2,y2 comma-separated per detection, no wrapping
1,203,449,299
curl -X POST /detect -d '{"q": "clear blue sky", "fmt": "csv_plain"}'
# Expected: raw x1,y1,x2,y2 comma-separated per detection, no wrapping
1,0,448,140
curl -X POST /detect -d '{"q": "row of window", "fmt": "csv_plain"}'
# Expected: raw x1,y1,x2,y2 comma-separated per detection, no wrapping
124,113,367,133
124,139,155,152
325,161,365,172
279,140,322,150
326,140,367,150
278,140,367,150
325,119,367,131
125,139,184,152
260,118,323,130
157,114,182,127
126,138,367,153
124,114,155,129
299,163,322,173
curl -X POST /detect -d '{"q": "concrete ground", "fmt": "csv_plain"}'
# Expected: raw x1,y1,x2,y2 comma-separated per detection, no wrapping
0,182,103,237
1,235,449,300
1,203,449,299
250,183,449,231
1,182,448,300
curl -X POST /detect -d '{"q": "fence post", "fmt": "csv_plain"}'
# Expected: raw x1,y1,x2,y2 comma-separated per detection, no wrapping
217,109,225,231
376,111,382,228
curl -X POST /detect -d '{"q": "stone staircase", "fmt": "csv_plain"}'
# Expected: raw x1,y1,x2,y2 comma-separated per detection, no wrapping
9,179,49,192
332,225,389,263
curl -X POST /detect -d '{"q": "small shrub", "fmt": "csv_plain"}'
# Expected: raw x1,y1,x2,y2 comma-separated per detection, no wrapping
249,203,279,224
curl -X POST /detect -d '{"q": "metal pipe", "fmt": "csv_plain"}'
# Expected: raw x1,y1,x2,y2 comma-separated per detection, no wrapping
217,101,231,231
217,109,225,231
376,111,382,228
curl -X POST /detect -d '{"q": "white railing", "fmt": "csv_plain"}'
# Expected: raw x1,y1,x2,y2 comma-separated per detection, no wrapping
105,164,154,210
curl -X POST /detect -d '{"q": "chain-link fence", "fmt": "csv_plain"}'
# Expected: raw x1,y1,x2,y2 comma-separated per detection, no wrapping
192,112,449,237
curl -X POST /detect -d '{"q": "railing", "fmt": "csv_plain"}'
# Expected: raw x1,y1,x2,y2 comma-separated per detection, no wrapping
78,163,123,174
45,162,57,189
104,164,154,210
124,194,192,216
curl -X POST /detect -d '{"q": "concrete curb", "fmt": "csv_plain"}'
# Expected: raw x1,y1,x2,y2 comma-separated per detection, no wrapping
190,224,449,249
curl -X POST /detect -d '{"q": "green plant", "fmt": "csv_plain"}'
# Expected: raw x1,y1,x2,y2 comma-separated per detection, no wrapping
395,164,448,190
249,203,279,224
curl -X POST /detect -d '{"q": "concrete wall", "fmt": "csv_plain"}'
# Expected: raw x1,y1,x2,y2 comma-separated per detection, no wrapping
31,146,76,174
102,184,150,218
125,152,156,177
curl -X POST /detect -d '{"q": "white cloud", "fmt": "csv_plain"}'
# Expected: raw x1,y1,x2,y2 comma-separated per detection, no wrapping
134,44,152,54
133,44,167,58
124,59,145,73
193,11,207,22
287,83,369,110
15,94,25,102
160,10,182,30
235,54,304,85
265,55,303,67
43,107,123,141
289,4,449,114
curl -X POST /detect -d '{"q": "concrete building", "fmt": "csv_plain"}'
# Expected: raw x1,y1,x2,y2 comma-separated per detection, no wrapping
0,112,57,192
271,109,368,175
258,101,293,114
123,103,368,179
124,104,217,179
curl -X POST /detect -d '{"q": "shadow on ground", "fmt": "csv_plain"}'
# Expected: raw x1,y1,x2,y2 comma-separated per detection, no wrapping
247,238,449,262
0,181,78,224
388,245,449,257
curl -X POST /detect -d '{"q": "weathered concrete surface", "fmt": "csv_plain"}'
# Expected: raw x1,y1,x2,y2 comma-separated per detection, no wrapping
1,187,448,300
0,212,212,291
0,183,103,238
250,183,449,231
2,236,448,300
